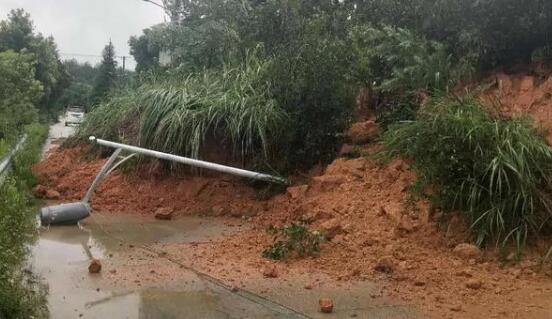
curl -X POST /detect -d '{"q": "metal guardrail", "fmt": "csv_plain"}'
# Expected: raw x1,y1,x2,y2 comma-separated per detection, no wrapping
0,135,27,186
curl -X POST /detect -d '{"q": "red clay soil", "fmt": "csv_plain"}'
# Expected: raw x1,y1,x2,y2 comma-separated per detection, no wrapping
33,146,262,217
34,144,552,319
479,71,552,144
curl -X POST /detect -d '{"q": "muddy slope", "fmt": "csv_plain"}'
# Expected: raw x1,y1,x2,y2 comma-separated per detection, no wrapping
34,142,552,319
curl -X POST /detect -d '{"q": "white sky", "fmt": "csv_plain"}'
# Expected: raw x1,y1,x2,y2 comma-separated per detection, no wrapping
0,0,166,70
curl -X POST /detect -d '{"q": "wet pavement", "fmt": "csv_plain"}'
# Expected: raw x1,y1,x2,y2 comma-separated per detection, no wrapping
31,214,307,319
31,213,419,319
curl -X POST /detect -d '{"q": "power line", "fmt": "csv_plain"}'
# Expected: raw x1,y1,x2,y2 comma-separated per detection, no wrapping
59,52,134,60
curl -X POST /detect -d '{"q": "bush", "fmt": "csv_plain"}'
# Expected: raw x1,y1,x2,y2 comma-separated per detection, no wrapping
0,123,48,319
262,224,324,260
382,97,552,248
351,0,552,69
269,25,354,168
350,25,472,99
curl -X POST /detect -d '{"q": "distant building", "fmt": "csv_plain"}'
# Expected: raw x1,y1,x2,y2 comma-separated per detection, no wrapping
159,50,172,67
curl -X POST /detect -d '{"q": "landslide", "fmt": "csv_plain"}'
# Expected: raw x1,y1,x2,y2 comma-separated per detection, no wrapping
32,72,552,318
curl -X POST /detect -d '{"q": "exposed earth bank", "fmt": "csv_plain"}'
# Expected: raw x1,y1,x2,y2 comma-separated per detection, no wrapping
34,71,552,319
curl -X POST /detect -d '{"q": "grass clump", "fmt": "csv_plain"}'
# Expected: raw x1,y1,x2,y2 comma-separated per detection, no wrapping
78,52,287,166
262,224,324,260
382,97,552,248
0,123,48,319
139,54,285,160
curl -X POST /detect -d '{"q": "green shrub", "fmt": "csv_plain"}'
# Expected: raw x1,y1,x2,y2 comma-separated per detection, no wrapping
269,27,354,168
262,224,324,260
350,25,472,98
382,97,552,248
351,0,552,69
0,123,48,319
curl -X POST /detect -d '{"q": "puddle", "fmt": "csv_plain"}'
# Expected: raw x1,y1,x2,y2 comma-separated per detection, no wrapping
31,212,419,318
31,213,297,319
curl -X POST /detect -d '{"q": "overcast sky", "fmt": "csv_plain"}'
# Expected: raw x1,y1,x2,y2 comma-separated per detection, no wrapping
0,0,166,70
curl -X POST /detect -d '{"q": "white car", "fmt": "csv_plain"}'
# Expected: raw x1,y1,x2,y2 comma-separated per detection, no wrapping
65,106,85,126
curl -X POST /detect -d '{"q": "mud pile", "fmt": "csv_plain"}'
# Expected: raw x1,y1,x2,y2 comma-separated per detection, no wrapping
480,72,552,144
33,146,262,217
34,142,552,318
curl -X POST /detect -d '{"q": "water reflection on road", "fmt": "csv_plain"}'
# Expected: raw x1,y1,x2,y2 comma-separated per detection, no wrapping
31,214,297,319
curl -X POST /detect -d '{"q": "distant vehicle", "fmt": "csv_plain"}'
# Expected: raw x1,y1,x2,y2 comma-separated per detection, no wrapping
65,106,85,126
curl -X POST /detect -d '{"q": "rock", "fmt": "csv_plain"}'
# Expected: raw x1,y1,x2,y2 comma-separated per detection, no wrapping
453,243,482,260
379,203,403,224
374,256,395,274
319,218,345,240
465,279,482,290
312,175,347,192
396,219,415,233
338,144,356,157
286,185,309,200
154,207,174,220
231,285,239,292
304,283,314,290
262,265,278,278
33,185,48,197
455,269,473,278
346,120,380,145
45,189,61,200
88,259,102,274
319,298,334,313
450,304,462,312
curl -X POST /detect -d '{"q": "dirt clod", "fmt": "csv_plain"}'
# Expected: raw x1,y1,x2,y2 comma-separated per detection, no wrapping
32,184,48,197
45,189,61,199
287,185,309,200
262,265,278,278
465,279,482,290
374,256,395,274
154,207,174,220
319,297,334,313
453,243,482,260
88,259,102,274
319,218,344,240
346,120,380,145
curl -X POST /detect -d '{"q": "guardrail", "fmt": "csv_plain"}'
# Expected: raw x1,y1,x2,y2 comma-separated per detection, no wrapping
0,135,27,186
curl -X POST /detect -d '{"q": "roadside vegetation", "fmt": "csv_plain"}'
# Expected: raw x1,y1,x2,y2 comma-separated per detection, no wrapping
0,9,70,318
383,97,552,249
263,224,324,260
78,0,552,251
0,123,49,319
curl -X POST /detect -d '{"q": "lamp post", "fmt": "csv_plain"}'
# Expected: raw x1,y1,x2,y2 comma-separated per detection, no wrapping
142,0,165,10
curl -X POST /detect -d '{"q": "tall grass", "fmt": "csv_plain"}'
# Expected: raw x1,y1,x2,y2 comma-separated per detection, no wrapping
382,97,552,248
139,54,286,160
79,53,287,164
77,90,140,145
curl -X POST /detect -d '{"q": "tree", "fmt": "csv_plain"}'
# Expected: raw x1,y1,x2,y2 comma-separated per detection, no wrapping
0,9,33,51
0,9,67,117
0,50,43,136
129,26,162,73
91,41,118,105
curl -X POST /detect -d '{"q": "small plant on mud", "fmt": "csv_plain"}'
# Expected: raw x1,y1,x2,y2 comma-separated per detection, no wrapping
262,224,324,260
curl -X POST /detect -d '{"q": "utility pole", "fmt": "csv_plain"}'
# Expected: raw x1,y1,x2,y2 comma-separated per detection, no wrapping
122,56,126,72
